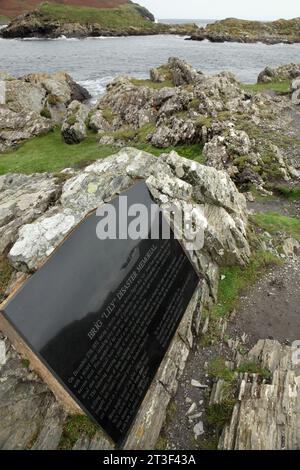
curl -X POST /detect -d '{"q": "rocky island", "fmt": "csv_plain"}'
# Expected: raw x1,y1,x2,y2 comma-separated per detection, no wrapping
188,17,300,44
0,56,300,450
0,0,198,38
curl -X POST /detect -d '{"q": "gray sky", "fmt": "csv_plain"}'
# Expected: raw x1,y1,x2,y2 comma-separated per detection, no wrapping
140,0,300,21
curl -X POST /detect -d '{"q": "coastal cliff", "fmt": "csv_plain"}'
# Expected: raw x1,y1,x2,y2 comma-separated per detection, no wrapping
0,2,198,38
188,17,300,44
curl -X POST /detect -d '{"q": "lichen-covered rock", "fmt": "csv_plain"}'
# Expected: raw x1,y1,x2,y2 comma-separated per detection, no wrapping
0,336,66,450
7,148,250,274
0,107,54,153
151,117,202,148
189,18,300,45
0,173,61,256
167,57,203,86
258,63,300,84
93,58,294,187
0,71,90,151
61,100,89,144
100,76,155,129
88,110,111,133
219,340,300,450
5,78,46,115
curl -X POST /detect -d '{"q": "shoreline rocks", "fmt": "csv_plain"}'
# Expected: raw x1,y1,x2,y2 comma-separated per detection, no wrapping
83,58,297,189
218,340,300,450
0,72,90,151
0,10,198,39
188,17,300,45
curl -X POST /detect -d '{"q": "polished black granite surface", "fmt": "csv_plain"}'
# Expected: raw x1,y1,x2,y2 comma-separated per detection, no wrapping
1,181,200,445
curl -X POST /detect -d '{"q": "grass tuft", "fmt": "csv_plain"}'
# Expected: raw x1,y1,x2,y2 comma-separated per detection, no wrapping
39,3,153,28
58,415,99,450
251,212,300,242
0,129,116,175
215,249,281,318
0,256,13,303
206,401,235,431
241,80,291,94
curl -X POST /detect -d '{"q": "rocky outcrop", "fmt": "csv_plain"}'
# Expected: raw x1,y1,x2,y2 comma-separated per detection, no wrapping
188,17,300,45
0,173,61,256
0,5,198,39
0,72,90,151
61,100,89,144
258,63,300,84
0,333,112,450
87,58,294,187
0,147,250,449
218,340,300,450
0,108,53,153
7,148,250,272
0,335,66,450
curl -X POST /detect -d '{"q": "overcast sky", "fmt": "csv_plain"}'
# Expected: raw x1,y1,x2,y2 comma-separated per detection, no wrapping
140,0,299,21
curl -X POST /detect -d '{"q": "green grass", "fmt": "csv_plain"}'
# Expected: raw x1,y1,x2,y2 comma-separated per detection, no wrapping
0,15,10,24
0,256,13,303
200,248,282,346
268,184,300,200
251,212,300,242
206,401,235,431
207,357,235,382
0,126,204,175
214,249,281,318
237,361,272,380
241,80,291,94
39,2,153,28
136,142,204,163
0,129,116,175
58,415,99,450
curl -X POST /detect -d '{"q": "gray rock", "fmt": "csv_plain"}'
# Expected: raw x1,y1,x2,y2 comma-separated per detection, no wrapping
0,71,90,151
61,100,89,144
282,238,300,258
0,344,65,450
258,64,300,84
0,340,6,366
0,173,61,255
167,57,203,86
151,117,201,148
72,432,113,450
219,340,300,450
291,78,300,91
150,67,167,83
7,148,250,278
0,107,54,153
88,110,111,133
193,421,204,438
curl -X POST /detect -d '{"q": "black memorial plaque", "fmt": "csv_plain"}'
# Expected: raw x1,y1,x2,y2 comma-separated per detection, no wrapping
1,181,200,445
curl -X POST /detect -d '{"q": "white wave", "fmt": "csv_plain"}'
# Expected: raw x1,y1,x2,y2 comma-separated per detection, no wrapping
78,77,115,101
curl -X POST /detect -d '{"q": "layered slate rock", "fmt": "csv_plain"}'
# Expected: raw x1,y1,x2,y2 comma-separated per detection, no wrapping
219,340,300,450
